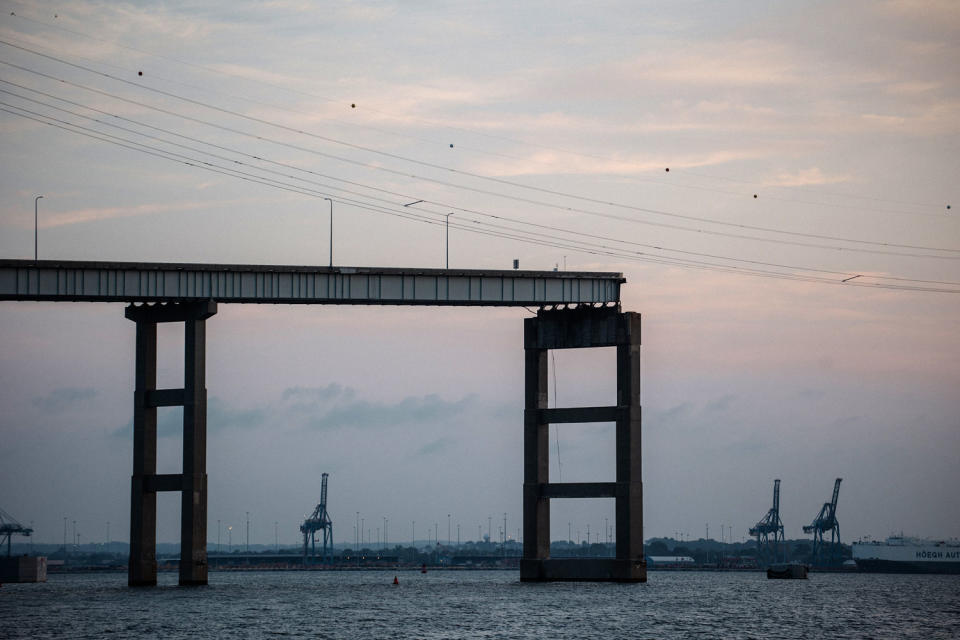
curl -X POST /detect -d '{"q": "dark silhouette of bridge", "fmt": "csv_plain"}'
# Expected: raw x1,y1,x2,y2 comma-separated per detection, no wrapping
1,259,645,584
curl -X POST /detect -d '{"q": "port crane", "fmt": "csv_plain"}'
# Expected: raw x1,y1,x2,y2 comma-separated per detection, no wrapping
300,473,333,564
749,479,785,566
0,507,33,557
803,478,842,567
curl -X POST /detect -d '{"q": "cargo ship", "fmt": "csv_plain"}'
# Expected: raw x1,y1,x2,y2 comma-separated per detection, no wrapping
852,536,960,574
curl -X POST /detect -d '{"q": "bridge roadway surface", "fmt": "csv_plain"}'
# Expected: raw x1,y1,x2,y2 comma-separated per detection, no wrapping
0,259,623,306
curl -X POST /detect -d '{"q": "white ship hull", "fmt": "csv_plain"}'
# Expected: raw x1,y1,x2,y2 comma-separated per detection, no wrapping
853,539,960,574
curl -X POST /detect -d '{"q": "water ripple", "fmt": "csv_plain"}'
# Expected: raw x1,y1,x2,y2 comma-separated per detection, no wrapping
1,570,958,639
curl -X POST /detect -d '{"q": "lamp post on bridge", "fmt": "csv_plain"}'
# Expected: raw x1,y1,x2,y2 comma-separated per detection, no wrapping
324,198,333,267
34,195,43,261
445,212,454,268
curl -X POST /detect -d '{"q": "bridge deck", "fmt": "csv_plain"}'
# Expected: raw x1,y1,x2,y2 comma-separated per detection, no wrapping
0,260,622,306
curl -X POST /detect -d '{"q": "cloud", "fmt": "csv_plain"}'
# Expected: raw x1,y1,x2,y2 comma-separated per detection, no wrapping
626,39,803,88
281,384,480,431
471,147,767,178
110,397,266,439
765,167,853,187
878,0,960,21
306,392,476,431
36,198,244,229
705,394,736,413
32,387,97,412
282,384,356,409
416,437,456,456
107,385,482,439
650,402,694,424
209,397,267,432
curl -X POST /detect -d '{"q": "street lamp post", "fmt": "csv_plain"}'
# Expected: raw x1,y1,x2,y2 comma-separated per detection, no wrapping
445,213,454,268
34,195,44,261
324,198,333,267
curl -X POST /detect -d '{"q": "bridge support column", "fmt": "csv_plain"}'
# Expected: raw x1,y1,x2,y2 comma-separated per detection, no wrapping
520,307,646,582
125,301,217,586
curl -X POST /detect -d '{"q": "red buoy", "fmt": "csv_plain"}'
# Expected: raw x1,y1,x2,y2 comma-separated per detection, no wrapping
393,576,399,585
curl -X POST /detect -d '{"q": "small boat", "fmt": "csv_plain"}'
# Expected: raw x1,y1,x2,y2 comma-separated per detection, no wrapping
766,563,808,579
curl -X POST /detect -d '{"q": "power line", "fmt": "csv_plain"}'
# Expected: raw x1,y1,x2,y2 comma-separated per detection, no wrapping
5,84,957,288
5,11,948,217
1,39,956,256
2,59,956,266
3,102,956,294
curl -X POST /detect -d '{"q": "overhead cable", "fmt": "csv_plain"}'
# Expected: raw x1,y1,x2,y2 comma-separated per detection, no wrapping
2,102,956,295
4,84,958,288
0,40,956,255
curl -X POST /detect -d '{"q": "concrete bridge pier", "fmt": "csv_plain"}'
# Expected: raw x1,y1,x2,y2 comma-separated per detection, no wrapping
126,300,217,586
521,307,646,582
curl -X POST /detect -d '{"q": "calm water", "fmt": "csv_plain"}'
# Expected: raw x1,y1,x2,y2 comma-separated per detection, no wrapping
2,570,958,639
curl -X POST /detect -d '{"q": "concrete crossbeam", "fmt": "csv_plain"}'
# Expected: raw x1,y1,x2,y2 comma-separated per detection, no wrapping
539,482,618,499
145,389,185,407
144,474,183,492
536,406,623,423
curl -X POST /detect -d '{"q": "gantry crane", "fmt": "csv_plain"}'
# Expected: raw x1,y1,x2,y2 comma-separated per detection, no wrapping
0,507,33,557
749,479,785,566
803,478,842,567
300,473,333,564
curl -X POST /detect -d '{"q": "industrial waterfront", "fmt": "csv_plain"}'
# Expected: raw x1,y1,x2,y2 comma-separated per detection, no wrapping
2,570,958,639
6,470,954,578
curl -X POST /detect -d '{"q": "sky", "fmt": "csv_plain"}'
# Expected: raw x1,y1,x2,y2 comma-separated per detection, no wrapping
0,0,958,550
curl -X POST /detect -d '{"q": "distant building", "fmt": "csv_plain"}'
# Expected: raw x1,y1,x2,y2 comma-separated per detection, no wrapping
646,555,695,567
